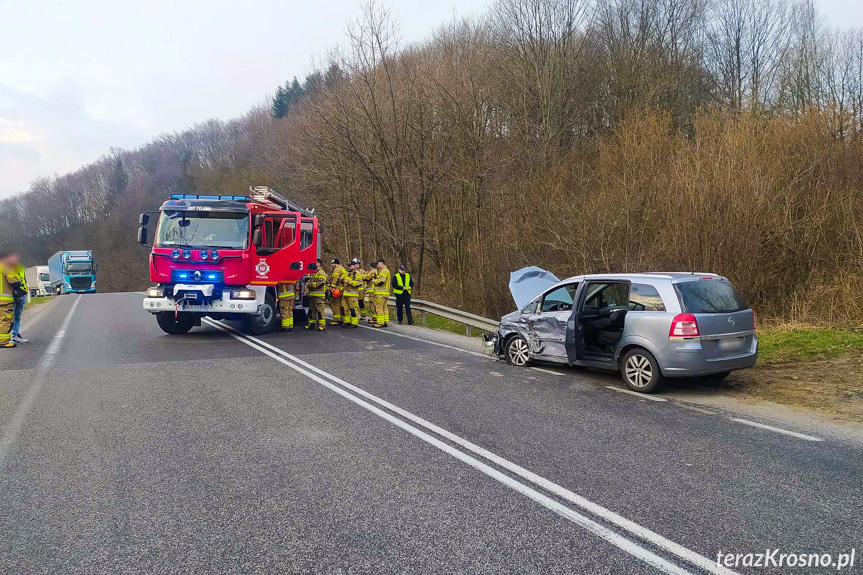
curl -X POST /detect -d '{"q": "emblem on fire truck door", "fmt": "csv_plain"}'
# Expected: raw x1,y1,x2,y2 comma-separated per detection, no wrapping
255,259,270,277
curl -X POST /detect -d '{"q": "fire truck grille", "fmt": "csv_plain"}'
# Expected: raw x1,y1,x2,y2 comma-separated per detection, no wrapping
70,277,92,290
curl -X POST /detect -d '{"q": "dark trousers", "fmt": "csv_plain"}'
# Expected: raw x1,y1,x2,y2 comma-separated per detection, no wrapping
395,293,413,324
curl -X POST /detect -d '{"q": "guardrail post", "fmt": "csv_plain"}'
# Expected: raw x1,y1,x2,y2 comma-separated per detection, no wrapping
465,325,472,337
421,310,427,326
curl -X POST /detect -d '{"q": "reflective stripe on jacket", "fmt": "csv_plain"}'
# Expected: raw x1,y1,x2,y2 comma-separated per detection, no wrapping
393,272,411,295
373,267,391,295
342,270,363,298
0,265,19,303
308,270,328,297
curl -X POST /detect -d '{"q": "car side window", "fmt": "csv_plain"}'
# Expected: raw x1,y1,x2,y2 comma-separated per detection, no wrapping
541,283,579,313
629,283,666,311
583,282,629,310
521,299,539,315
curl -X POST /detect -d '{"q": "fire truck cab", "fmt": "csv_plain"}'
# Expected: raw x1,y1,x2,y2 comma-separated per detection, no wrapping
139,186,321,335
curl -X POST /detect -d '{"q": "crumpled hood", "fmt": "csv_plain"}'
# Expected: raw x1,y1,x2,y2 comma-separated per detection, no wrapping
508,266,560,309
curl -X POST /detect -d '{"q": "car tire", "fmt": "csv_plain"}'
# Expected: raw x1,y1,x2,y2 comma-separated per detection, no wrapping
620,348,664,393
243,292,277,335
156,312,195,335
504,335,531,367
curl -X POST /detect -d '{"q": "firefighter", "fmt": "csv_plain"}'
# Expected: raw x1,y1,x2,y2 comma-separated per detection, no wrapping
277,281,296,331
357,264,367,320
372,259,391,328
0,250,23,349
342,258,364,328
327,258,345,326
392,264,414,325
305,259,328,331
364,262,377,324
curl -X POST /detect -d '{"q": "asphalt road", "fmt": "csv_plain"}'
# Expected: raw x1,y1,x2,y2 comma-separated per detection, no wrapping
0,293,860,574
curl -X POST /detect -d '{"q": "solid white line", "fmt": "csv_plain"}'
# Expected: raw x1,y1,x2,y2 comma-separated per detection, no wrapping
730,418,822,442
531,366,567,376
357,323,493,359
205,318,736,575
202,319,693,575
0,296,81,467
605,386,668,402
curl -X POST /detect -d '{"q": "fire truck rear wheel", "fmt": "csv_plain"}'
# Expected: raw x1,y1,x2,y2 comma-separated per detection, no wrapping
156,312,195,335
244,292,277,335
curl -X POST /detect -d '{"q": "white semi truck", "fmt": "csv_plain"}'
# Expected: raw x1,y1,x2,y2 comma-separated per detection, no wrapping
24,265,51,298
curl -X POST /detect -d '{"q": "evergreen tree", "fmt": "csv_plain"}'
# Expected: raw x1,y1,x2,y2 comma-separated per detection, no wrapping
104,154,128,216
272,84,289,119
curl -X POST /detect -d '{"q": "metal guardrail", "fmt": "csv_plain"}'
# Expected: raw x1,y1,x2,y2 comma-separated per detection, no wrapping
386,296,499,336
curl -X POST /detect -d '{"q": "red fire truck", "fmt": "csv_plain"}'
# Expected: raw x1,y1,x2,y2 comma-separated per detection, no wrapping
138,187,321,335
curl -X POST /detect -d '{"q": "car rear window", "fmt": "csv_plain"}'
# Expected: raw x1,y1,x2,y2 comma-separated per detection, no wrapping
674,280,749,313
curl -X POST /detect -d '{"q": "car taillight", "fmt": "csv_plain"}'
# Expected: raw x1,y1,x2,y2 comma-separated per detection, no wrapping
669,313,699,338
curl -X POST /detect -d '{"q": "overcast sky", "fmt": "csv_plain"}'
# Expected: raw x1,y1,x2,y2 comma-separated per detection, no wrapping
1,0,860,198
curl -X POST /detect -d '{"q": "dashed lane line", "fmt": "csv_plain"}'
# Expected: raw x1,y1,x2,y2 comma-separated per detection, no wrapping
730,418,822,442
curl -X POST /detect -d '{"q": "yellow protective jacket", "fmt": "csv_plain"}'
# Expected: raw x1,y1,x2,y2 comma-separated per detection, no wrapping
307,269,328,297
13,264,27,291
372,266,391,295
342,269,364,298
0,263,21,304
328,264,346,289
363,268,377,293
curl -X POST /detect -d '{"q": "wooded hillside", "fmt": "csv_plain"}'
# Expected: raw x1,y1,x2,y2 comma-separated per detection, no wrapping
2,0,861,323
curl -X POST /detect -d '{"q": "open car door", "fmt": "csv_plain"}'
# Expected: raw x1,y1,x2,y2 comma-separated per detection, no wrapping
565,280,631,366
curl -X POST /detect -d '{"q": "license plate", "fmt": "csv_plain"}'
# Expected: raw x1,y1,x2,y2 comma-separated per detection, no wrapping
181,304,211,312
716,337,745,352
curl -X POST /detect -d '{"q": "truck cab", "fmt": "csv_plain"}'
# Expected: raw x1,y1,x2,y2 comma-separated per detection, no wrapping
48,251,98,295
140,187,321,335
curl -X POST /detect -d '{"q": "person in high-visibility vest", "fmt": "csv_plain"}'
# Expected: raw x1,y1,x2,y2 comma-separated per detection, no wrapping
371,259,391,328
305,259,328,331
392,264,414,325
0,250,24,349
11,254,29,343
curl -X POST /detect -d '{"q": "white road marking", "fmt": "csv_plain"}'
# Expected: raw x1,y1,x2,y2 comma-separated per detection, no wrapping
605,386,668,402
531,366,567,376
357,323,493,359
0,296,81,467
205,318,736,575
730,418,822,442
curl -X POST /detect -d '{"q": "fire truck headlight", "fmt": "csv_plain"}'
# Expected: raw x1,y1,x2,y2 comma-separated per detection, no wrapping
199,250,208,260
231,289,256,300
210,250,220,259
182,249,191,259
147,287,164,298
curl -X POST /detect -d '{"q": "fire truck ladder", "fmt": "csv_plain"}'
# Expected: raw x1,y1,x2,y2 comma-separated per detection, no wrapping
249,186,315,218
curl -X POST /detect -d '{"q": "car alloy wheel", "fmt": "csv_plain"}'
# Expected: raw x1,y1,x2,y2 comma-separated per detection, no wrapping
507,337,530,366
624,353,653,389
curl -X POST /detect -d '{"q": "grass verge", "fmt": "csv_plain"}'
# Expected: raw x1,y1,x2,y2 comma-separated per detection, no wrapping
721,325,862,421
28,296,53,305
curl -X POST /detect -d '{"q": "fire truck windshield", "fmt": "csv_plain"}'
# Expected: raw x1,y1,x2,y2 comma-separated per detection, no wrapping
156,210,249,249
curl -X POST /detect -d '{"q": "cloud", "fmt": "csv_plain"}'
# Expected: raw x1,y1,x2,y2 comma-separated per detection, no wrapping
0,80,145,197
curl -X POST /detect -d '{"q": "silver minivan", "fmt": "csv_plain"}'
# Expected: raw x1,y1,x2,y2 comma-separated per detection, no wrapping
484,271,758,392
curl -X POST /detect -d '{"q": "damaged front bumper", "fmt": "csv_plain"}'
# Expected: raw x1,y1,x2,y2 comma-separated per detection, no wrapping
482,331,501,357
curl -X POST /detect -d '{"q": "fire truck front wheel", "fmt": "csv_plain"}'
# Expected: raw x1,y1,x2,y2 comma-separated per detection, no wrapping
243,292,278,335
156,312,195,335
